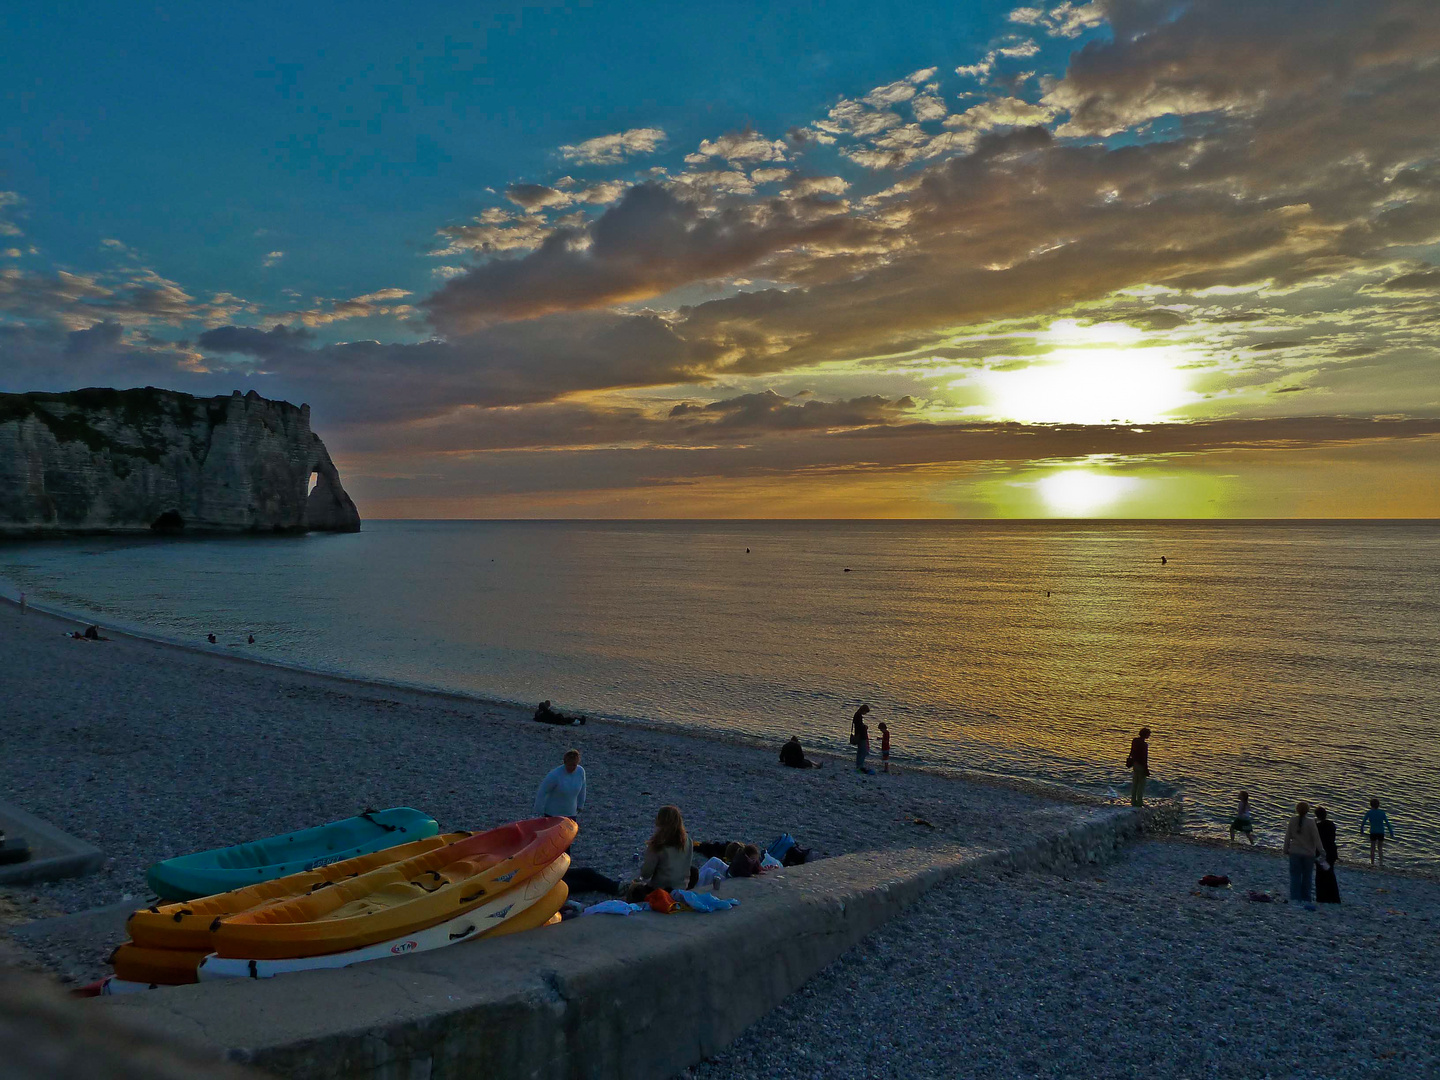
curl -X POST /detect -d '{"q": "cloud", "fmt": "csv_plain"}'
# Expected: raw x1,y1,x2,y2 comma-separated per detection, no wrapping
577,180,630,205
751,167,791,185
956,38,1042,81
786,176,850,198
1,265,252,332
505,183,573,213
815,99,905,139
668,389,916,432
0,191,23,237
424,182,881,333
1009,2,1105,39
912,94,949,123
278,288,414,327
863,79,919,108
558,127,666,165
687,130,788,165
1044,0,1440,137
431,209,556,256
262,251,285,267
1381,267,1440,292
943,96,1059,132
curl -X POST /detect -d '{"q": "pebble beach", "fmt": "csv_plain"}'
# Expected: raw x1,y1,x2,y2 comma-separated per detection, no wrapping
0,598,1071,983
691,839,1440,1079
2,597,1437,1079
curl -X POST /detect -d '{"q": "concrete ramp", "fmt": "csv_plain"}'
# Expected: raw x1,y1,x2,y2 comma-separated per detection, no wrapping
98,806,1152,1080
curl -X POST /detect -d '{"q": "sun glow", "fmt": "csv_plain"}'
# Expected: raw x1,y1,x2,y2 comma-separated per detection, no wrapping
970,321,1199,425
1032,470,1142,516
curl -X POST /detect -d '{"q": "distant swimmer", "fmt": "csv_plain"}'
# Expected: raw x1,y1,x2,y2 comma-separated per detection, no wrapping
248,634,255,645
746,548,750,554
207,633,216,644
844,568,852,573
1160,556,1168,565
1046,590,1051,597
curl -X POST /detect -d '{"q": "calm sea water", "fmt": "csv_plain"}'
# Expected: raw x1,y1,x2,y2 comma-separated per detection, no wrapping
2,520,1437,866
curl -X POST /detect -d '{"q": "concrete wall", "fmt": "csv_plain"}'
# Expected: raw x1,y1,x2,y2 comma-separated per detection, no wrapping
0,967,265,1080
99,804,1165,1080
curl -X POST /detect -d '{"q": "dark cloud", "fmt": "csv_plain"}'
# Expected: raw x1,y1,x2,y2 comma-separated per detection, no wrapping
669,390,914,431
423,183,873,334
1382,267,1440,292
197,323,315,359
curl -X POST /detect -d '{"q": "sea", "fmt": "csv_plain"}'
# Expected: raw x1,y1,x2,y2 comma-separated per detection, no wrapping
2,520,1437,867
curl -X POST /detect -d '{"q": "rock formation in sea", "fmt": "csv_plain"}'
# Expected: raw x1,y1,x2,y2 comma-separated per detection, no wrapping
0,387,361,536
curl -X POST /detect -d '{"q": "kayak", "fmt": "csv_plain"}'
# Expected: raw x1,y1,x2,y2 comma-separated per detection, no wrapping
198,854,569,979
111,941,212,986
145,808,440,901
213,817,577,960
128,831,467,952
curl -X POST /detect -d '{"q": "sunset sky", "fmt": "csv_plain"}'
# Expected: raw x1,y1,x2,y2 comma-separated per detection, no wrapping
2,0,1438,518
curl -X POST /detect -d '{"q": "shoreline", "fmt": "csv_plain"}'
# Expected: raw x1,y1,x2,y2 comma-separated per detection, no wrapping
0,589,1125,813
0,595,1119,985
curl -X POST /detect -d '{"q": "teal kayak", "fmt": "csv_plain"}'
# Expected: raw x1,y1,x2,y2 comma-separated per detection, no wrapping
145,807,439,900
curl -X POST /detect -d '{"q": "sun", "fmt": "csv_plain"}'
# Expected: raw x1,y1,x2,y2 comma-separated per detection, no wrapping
1032,470,1142,516
969,321,1199,425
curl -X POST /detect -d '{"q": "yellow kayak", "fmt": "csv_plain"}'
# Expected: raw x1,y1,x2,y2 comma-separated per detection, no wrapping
126,831,467,952
214,817,577,959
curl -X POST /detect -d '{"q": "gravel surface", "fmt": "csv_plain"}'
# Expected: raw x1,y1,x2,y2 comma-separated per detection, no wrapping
0,601,1077,983
688,838,1440,1080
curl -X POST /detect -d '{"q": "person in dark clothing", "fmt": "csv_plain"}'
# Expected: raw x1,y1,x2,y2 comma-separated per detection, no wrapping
1125,727,1151,806
854,717,874,774
850,704,870,744
1314,805,1341,904
533,700,586,726
779,736,822,769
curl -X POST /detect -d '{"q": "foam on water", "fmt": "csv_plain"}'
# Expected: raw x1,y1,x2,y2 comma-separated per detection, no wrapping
3,520,1437,865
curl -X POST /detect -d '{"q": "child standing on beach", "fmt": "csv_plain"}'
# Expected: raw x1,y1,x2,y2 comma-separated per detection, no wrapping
1230,791,1255,845
1361,798,1396,866
878,722,891,774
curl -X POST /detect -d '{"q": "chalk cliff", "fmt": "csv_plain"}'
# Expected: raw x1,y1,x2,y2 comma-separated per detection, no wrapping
0,387,361,536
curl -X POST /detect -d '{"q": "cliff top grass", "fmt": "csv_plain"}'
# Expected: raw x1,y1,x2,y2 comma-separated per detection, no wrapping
0,387,303,462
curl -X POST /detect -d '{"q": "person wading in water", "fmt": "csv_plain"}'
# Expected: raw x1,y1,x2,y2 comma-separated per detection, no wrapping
1125,727,1151,807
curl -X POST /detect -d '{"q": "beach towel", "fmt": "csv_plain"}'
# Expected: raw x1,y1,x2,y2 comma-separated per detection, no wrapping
675,890,741,912
581,900,647,916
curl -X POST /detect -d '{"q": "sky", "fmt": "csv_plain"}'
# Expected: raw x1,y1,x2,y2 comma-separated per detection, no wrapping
2,0,1438,518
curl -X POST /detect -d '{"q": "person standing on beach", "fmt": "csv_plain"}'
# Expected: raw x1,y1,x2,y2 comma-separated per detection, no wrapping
535,749,586,821
851,704,870,746
1314,805,1340,904
1361,798,1396,866
1283,801,1324,903
1230,791,1255,845
855,715,874,774
878,722,891,774
1125,727,1151,807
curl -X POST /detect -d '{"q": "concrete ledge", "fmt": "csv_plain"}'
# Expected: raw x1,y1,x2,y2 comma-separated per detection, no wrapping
97,805,1155,1079
0,800,105,886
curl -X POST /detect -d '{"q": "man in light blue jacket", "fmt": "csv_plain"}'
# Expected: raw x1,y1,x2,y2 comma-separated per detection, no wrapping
535,749,586,820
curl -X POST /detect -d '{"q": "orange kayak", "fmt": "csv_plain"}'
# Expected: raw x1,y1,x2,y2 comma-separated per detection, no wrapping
126,832,467,952
213,817,577,959
111,942,211,986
